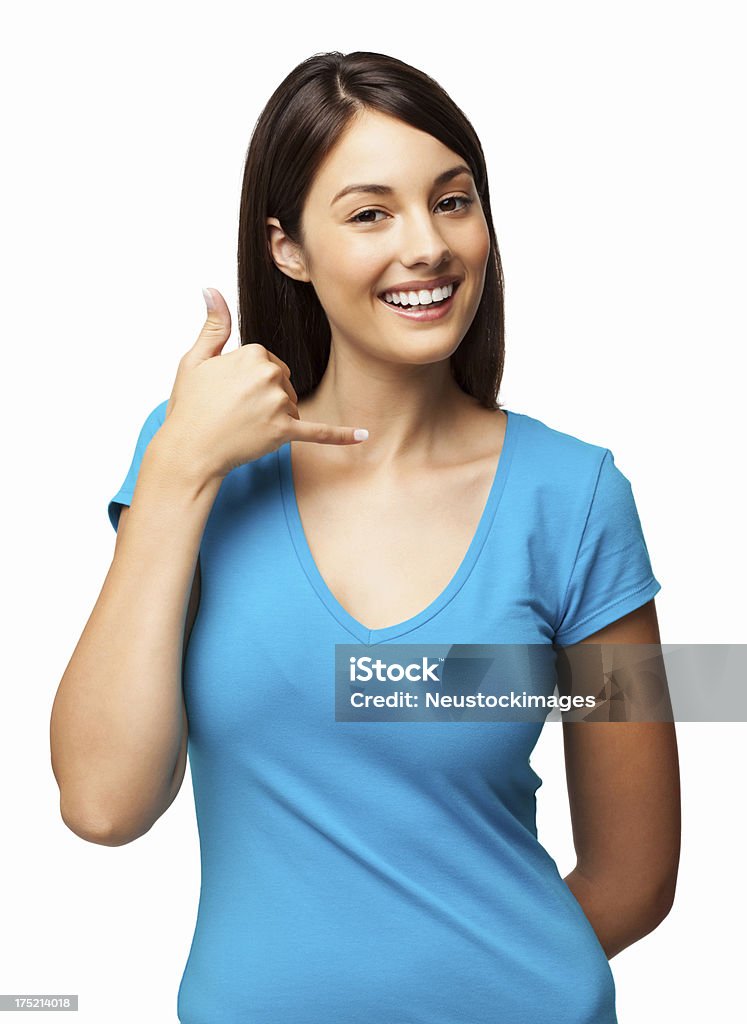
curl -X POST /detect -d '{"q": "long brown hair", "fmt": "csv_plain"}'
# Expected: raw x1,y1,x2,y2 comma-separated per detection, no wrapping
237,50,505,410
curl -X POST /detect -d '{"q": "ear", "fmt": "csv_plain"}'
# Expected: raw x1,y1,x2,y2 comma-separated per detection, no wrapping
266,217,310,283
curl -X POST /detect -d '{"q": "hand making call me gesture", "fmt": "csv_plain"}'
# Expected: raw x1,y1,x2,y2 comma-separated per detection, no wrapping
159,287,369,484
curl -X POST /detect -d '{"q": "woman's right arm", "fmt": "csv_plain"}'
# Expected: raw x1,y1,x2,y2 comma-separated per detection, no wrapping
50,432,221,847
50,286,368,847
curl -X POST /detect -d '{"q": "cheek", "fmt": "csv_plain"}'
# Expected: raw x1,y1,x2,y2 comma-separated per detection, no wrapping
343,240,387,280
462,219,491,267
317,247,386,302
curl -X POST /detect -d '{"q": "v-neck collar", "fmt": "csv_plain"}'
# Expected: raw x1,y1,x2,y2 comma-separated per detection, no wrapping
277,410,521,646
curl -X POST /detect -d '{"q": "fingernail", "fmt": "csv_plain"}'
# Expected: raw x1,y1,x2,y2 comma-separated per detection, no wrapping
202,287,216,311
353,429,369,441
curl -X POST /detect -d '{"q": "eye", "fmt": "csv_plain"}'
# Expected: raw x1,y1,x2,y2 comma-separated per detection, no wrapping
347,193,475,224
348,208,388,224
436,194,475,214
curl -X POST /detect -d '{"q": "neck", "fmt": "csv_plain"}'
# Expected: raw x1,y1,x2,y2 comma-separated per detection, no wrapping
298,345,479,468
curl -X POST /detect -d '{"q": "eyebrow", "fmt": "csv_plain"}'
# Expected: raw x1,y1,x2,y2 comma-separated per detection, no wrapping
330,163,473,207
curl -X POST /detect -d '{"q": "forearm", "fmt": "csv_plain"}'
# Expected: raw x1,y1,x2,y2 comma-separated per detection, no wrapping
563,865,674,959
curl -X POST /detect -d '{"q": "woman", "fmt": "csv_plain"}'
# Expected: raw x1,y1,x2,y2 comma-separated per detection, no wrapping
51,50,680,1023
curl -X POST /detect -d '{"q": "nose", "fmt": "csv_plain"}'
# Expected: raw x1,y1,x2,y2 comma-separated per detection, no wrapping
397,208,452,270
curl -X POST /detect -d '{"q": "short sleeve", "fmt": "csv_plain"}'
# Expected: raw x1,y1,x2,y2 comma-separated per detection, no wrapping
107,399,169,532
553,448,661,646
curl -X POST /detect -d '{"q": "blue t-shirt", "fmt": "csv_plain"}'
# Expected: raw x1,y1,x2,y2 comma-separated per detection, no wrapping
108,402,661,1024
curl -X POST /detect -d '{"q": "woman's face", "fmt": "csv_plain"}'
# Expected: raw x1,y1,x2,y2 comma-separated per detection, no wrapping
269,108,491,366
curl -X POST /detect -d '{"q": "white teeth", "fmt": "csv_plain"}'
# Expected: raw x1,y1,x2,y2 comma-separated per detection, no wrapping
383,282,455,307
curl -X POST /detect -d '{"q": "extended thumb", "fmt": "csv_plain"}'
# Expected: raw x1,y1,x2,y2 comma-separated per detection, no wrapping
199,286,230,331
188,285,232,358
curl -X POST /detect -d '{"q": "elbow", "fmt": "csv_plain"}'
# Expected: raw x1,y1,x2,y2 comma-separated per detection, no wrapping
59,797,153,847
640,845,680,926
650,871,678,923
571,859,679,958
618,868,679,944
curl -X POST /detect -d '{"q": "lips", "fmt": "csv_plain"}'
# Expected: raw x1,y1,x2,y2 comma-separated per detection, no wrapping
378,280,461,308
376,281,460,322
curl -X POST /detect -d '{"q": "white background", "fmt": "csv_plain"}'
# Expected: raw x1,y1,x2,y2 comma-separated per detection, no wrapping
2,1,744,1020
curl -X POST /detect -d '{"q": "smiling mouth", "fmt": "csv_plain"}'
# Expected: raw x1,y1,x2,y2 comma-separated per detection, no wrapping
375,284,460,323
377,280,461,310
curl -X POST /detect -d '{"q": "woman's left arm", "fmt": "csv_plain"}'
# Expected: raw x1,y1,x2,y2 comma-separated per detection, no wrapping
559,599,681,959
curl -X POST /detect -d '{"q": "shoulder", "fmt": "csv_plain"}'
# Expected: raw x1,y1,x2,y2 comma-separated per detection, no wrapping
511,408,608,462
508,409,613,496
